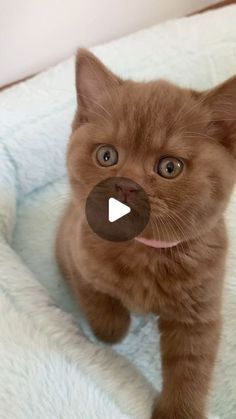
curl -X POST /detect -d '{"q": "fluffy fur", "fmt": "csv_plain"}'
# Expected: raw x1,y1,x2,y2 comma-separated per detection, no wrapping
56,49,236,419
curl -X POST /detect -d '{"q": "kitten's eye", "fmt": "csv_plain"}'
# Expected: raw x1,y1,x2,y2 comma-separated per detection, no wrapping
156,157,183,179
96,145,118,167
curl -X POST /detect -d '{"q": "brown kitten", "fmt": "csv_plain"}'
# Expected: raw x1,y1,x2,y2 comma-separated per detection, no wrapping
56,49,236,419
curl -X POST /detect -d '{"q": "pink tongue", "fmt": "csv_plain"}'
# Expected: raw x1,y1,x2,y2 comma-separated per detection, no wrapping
135,237,180,249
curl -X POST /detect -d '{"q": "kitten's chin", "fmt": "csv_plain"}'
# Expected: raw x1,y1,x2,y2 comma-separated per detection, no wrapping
134,237,180,249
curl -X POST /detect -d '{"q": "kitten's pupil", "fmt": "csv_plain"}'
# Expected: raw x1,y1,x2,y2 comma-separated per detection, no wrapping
157,157,183,178
104,151,110,161
166,161,174,173
96,145,118,167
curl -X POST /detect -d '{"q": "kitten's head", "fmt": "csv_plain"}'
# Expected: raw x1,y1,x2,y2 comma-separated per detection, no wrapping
68,49,236,243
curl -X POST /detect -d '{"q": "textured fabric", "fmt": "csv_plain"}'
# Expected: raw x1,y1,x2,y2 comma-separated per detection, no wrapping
1,5,236,418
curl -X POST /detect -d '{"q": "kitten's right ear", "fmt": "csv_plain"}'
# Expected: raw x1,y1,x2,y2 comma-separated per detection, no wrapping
203,76,236,156
74,48,122,123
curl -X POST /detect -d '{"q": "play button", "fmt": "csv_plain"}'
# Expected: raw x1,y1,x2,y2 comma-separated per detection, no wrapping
108,198,130,222
85,177,150,242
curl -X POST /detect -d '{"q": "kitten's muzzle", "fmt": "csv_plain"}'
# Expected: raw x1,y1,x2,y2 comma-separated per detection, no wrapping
115,179,141,203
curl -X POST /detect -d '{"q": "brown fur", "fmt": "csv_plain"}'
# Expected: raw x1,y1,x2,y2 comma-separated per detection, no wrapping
56,49,236,418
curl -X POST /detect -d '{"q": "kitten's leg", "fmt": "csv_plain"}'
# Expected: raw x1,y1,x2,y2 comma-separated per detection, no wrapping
56,211,130,344
152,316,221,419
76,282,131,344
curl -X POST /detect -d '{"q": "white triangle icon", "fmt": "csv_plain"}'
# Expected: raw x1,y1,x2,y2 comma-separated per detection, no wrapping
108,198,131,223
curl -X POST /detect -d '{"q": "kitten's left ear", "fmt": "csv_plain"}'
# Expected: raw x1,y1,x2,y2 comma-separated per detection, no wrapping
204,76,236,155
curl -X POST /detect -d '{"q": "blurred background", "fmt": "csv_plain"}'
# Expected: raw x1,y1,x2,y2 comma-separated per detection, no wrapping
0,0,219,87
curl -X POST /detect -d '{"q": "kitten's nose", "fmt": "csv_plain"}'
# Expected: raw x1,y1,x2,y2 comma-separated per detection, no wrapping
115,179,141,203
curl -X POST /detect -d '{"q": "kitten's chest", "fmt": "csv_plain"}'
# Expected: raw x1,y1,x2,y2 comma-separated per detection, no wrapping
83,248,183,314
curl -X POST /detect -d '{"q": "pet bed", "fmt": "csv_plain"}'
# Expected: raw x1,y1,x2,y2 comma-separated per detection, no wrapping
1,5,236,419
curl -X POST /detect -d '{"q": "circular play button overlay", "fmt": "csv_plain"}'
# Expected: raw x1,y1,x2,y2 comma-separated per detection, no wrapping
85,177,150,242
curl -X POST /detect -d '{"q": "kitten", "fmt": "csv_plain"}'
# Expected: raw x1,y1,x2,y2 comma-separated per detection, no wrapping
56,49,236,419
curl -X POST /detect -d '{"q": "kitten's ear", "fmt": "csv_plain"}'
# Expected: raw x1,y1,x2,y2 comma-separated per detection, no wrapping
75,48,122,117
204,76,236,154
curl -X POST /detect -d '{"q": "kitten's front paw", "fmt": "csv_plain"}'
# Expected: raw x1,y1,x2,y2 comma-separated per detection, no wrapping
151,409,168,419
89,298,130,344
151,409,181,419
151,406,205,419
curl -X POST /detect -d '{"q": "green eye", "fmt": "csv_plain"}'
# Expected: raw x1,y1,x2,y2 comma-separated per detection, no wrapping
156,157,183,179
96,145,118,167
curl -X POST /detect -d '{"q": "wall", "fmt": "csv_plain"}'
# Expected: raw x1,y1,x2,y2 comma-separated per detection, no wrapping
0,0,217,87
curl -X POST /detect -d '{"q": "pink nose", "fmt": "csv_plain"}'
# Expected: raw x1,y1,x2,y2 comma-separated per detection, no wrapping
115,180,140,203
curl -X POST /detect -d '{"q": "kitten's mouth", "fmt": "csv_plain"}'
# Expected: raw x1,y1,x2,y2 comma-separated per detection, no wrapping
135,236,180,249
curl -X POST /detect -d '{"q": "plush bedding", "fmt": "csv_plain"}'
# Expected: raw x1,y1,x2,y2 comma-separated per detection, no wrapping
0,5,236,418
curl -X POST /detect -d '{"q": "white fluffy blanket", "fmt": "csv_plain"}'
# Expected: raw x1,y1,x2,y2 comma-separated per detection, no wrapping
1,6,236,419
